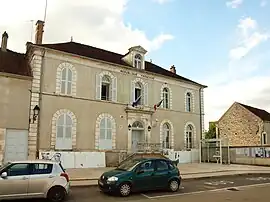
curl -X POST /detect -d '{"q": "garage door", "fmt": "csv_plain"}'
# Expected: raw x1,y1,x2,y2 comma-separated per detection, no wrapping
4,129,28,163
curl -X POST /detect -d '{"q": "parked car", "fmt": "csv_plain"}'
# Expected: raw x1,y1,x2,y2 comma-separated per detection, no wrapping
98,157,181,196
0,160,70,202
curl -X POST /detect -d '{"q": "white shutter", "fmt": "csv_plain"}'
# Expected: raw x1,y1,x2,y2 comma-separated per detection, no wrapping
112,77,117,102
144,83,148,106
96,74,101,100
131,81,135,104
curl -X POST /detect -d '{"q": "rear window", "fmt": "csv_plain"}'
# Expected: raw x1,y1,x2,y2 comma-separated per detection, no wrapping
31,163,53,175
168,161,176,170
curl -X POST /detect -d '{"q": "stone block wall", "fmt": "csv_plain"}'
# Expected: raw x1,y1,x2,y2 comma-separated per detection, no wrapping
218,103,263,146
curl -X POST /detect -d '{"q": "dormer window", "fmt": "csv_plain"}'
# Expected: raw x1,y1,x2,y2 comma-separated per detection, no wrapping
134,54,142,69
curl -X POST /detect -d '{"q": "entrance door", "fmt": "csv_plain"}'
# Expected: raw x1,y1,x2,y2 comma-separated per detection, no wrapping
132,130,143,152
4,129,28,163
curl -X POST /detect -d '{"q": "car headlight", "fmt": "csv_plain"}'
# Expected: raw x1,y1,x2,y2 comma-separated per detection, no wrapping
107,176,118,182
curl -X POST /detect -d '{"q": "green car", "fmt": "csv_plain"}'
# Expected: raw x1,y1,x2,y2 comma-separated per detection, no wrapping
98,158,181,196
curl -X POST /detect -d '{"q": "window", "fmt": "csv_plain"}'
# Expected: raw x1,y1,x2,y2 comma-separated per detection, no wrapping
99,117,112,149
61,67,72,95
31,163,53,175
186,124,193,149
168,161,175,170
6,163,29,176
162,123,170,149
135,82,142,105
186,92,192,112
162,88,169,109
134,54,142,69
156,160,169,171
262,133,267,145
137,160,154,172
101,75,111,101
56,113,73,150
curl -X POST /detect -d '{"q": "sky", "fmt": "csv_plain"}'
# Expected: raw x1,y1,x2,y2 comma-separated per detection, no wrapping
0,0,270,130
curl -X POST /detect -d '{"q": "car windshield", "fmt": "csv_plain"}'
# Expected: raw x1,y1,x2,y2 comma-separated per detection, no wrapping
116,159,141,171
0,162,11,172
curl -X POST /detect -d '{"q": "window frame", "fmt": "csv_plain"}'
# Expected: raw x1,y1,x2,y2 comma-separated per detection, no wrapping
162,123,170,149
186,124,193,149
162,88,169,109
30,163,53,175
60,67,73,95
155,160,169,172
100,117,112,140
186,92,192,112
2,163,30,177
134,54,142,69
101,75,111,101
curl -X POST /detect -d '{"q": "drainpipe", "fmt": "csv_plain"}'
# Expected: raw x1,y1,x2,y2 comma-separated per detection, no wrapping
36,48,45,159
199,87,203,163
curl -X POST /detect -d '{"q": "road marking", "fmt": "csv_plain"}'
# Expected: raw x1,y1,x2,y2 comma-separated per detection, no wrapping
140,187,184,198
143,182,270,199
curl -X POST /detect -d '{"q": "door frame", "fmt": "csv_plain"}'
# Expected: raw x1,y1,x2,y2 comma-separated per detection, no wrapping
4,129,28,163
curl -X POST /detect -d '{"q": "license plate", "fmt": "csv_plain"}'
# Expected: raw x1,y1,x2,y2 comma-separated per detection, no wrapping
99,180,104,186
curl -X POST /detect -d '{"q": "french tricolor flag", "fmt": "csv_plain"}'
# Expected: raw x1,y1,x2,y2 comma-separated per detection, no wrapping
154,99,163,111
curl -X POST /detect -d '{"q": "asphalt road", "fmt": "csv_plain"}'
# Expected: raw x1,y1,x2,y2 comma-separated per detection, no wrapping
4,174,270,202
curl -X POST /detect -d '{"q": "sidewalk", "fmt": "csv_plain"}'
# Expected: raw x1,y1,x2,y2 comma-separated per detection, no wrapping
67,163,270,187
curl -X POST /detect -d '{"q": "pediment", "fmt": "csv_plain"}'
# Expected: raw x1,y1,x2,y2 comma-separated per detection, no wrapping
128,45,147,54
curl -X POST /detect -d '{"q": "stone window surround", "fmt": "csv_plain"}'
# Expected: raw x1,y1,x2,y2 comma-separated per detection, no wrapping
160,84,172,110
159,119,174,149
97,71,117,102
184,121,196,149
262,132,267,145
131,78,148,106
95,113,116,150
56,62,77,96
51,109,77,150
185,90,195,112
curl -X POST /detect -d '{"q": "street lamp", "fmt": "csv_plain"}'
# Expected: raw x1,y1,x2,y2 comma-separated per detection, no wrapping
32,105,40,123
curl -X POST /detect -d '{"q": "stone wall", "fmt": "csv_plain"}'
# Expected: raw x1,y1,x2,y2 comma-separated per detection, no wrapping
218,103,263,146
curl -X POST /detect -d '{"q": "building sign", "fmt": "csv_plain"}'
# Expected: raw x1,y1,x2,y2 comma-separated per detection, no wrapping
119,69,154,80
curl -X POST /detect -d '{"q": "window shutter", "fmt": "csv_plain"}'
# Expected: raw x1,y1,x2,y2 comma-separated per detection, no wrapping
144,83,148,106
96,74,101,100
112,77,117,102
130,81,135,104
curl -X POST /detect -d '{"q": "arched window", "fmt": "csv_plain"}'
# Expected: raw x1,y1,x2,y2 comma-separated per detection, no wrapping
99,117,112,149
162,123,170,148
101,75,111,101
162,88,169,109
186,124,193,149
186,92,192,112
134,82,142,105
134,54,142,69
132,121,144,129
56,113,73,150
61,67,73,94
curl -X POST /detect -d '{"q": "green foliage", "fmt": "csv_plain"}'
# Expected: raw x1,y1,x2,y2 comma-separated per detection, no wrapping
204,122,216,139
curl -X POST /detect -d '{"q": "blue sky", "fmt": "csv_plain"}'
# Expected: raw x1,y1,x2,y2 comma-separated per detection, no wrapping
0,0,269,130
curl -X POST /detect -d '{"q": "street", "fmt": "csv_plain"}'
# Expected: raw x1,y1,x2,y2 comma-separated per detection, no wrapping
5,174,270,202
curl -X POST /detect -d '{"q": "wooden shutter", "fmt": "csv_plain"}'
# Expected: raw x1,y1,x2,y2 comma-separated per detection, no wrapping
144,83,148,106
112,77,117,102
96,74,101,100
130,81,135,104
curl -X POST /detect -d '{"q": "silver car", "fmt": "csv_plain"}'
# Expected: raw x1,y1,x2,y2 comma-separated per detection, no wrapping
0,160,70,202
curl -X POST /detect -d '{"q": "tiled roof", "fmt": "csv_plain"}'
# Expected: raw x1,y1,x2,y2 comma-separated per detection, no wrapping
238,103,270,121
0,49,31,77
37,42,206,87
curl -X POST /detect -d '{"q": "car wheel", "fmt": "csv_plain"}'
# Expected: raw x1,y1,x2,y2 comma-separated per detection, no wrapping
47,186,66,202
168,179,179,192
119,183,131,197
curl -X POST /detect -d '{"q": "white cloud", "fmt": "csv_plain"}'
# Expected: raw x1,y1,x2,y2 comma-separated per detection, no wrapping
0,0,173,53
153,0,172,4
203,17,270,130
226,0,244,8
260,0,267,7
229,17,269,60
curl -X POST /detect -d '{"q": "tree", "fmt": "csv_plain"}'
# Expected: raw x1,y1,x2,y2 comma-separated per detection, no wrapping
204,122,217,139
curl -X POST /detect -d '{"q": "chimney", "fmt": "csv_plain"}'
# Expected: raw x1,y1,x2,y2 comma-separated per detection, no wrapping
170,65,176,74
1,31,8,52
35,20,45,44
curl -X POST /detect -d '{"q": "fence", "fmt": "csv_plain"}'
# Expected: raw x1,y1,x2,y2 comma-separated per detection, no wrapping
230,145,270,166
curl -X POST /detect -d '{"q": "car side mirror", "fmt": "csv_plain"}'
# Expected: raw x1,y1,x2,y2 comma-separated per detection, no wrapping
1,172,7,178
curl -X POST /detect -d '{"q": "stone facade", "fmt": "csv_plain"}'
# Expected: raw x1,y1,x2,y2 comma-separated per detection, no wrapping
217,102,264,146
26,43,206,154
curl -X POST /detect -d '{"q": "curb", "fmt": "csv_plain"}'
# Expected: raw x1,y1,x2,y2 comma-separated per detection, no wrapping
69,172,270,187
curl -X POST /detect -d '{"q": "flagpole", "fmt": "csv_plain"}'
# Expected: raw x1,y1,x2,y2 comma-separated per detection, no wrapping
44,0,48,22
